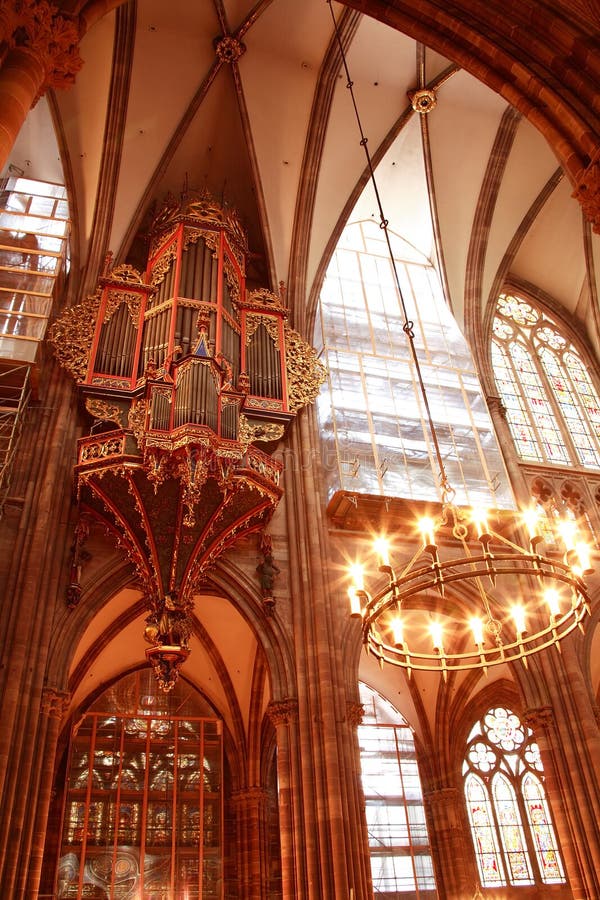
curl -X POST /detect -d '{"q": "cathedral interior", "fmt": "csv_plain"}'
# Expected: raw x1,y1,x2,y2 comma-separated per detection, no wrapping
0,0,600,898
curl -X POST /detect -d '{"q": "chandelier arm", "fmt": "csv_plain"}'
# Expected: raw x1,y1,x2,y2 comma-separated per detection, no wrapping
326,0,451,495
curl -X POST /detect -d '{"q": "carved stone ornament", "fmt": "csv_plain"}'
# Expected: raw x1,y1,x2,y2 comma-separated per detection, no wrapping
40,687,70,720
214,34,246,64
523,705,555,732
485,395,508,421
50,290,99,382
10,0,83,99
346,702,364,728
573,152,600,233
409,88,437,114
284,324,327,413
266,698,299,727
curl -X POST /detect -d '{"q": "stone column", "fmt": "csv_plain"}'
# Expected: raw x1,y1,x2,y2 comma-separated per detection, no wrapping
424,787,476,899
0,2,82,171
231,786,269,899
24,687,70,898
283,412,375,899
523,665,600,900
0,369,79,897
345,702,373,898
267,698,302,898
485,395,531,507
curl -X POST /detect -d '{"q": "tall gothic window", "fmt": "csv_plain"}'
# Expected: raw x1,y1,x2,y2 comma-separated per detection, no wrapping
316,219,513,508
492,292,600,468
463,707,565,889
57,670,223,899
358,683,437,898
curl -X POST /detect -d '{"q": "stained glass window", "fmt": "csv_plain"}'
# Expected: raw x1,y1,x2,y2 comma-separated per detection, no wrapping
359,683,437,898
463,707,565,889
492,292,600,468
57,670,223,899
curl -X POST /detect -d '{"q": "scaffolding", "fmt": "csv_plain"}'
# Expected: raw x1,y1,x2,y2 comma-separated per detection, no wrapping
0,361,30,514
0,174,69,517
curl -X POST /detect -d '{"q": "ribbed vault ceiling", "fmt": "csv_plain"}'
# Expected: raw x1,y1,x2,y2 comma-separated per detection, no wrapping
9,0,599,355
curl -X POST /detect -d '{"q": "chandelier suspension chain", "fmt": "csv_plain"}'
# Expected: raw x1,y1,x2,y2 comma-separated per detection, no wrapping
326,0,452,498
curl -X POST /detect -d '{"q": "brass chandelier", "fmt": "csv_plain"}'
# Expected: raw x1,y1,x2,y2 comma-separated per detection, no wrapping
347,501,592,676
327,2,594,674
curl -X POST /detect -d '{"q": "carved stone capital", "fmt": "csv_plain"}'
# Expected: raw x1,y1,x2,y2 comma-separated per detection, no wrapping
485,395,507,421
266,698,298,727
523,705,555,732
573,152,600,233
230,786,269,809
41,687,70,720
424,787,460,806
346,701,364,729
10,0,83,98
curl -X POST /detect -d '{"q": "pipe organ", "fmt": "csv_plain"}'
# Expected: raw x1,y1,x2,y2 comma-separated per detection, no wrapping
51,192,325,688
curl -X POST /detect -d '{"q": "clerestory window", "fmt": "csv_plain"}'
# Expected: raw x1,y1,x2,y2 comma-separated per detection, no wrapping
492,293,600,468
316,219,513,508
463,706,565,889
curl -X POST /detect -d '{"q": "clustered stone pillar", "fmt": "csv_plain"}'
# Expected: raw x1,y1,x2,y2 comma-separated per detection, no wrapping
424,786,476,898
525,644,600,900
267,698,302,898
0,0,82,173
0,369,79,898
231,786,270,898
26,687,70,897
280,413,373,899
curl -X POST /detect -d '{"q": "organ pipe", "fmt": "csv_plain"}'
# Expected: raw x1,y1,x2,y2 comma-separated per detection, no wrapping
247,323,281,399
84,197,295,448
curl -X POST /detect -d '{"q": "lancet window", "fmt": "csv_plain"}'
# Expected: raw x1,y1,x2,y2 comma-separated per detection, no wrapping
463,707,565,889
358,683,437,898
492,293,600,468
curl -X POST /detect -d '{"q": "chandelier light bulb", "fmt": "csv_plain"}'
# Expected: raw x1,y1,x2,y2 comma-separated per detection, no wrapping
349,563,365,592
471,509,489,540
511,604,527,636
430,621,444,652
522,507,541,544
390,617,405,648
419,517,436,550
470,617,485,647
373,537,391,568
559,519,578,553
544,588,561,619
574,541,592,576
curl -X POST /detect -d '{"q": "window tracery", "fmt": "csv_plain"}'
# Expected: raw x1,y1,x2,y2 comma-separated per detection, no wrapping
463,707,565,889
492,293,600,469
